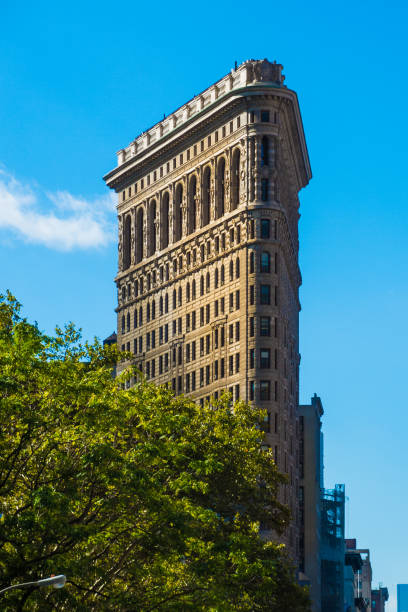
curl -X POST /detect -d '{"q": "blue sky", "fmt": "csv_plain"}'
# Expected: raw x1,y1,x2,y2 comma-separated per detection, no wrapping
1,0,407,607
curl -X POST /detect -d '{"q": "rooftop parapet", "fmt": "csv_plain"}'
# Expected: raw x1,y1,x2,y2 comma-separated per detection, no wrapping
116,59,285,167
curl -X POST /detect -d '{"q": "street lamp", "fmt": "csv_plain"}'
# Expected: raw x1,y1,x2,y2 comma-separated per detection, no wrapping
0,574,66,595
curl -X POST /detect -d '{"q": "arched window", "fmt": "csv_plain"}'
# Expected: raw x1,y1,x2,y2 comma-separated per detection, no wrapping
235,257,240,278
123,215,131,270
159,296,163,315
188,175,197,234
161,192,170,249
221,265,225,285
200,275,204,296
261,252,271,273
126,313,130,332
134,309,138,328
206,272,210,292
121,315,125,334
152,300,156,320
139,306,143,326
231,149,240,210
173,289,177,309
202,166,211,226
215,268,219,288
136,208,144,263
192,279,196,299
216,157,225,219
229,260,234,281
261,136,269,166
250,252,255,273
149,199,156,256
174,184,183,242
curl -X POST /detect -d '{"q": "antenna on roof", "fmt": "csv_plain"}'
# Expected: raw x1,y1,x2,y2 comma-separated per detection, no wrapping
234,60,238,70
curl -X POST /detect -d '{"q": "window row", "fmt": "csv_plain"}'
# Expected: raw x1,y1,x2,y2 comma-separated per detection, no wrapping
120,290,240,335
122,151,241,269
122,117,243,202
249,284,279,306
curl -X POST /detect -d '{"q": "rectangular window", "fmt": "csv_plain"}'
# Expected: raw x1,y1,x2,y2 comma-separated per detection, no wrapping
250,285,255,305
186,373,190,392
235,384,240,400
192,311,196,330
229,355,233,376
192,371,196,391
249,381,255,401
221,326,225,347
186,344,190,362
178,376,182,393
200,307,204,326
165,353,169,370
261,179,269,201
151,330,156,349
159,326,163,345
206,365,210,385
235,290,240,309
151,359,155,378
229,292,234,312
275,349,278,370
200,367,204,387
215,300,219,317
159,355,163,374
235,353,240,373
261,110,270,122
260,381,271,401
186,313,190,331
192,340,196,361
249,348,255,369
146,332,150,351
249,317,254,337
133,338,137,354
172,320,176,335
275,286,278,306
260,316,271,336
229,324,234,343
165,324,169,342
220,358,225,378
214,360,218,380
200,337,204,356
221,297,225,313
260,285,271,305
235,321,240,341
206,334,210,354
214,328,218,349
139,336,143,353
261,219,270,239
206,304,210,324
260,349,271,369
274,380,278,401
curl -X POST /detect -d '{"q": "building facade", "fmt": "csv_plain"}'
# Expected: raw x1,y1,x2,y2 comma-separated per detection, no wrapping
103,58,311,558
299,394,324,612
397,585,408,612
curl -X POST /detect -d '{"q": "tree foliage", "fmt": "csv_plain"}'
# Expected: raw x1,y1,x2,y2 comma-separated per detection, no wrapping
0,292,310,611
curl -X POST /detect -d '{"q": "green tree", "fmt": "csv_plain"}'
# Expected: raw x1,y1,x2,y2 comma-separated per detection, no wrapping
0,293,310,611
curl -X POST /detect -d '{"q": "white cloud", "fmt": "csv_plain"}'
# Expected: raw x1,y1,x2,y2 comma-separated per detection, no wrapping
0,168,116,251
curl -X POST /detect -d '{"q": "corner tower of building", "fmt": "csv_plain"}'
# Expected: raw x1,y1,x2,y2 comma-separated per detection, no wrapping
104,58,311,559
